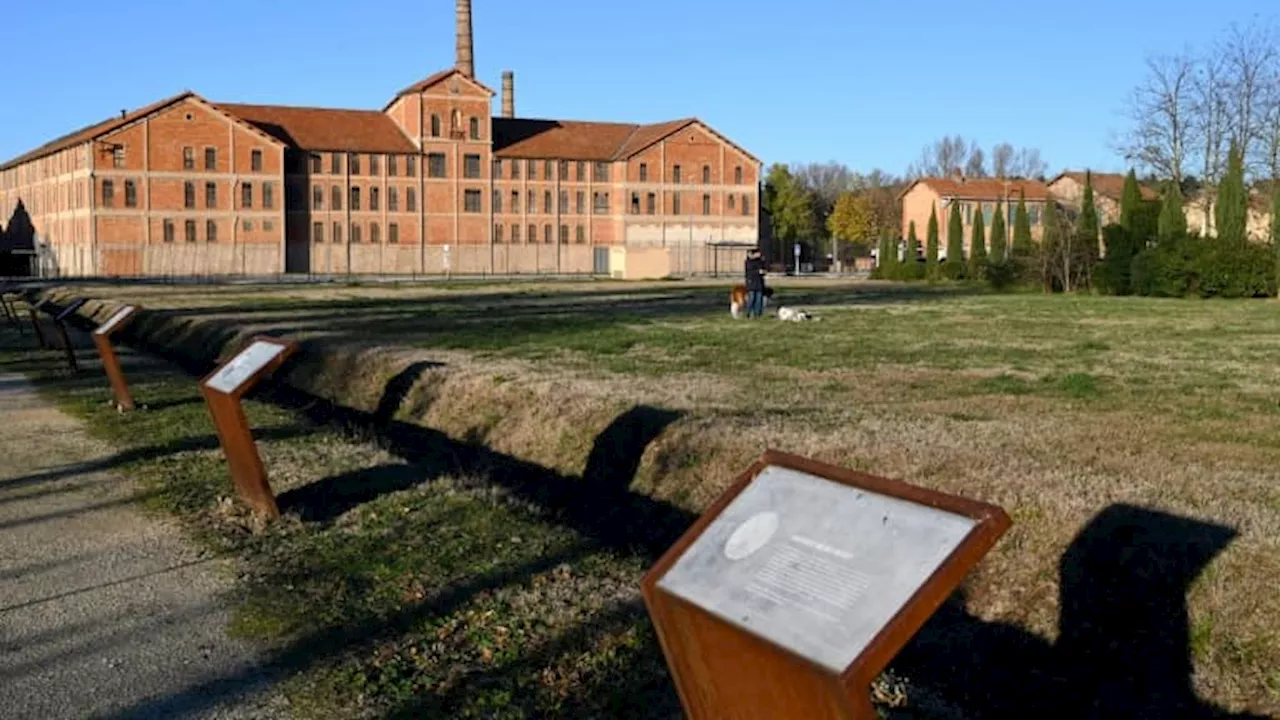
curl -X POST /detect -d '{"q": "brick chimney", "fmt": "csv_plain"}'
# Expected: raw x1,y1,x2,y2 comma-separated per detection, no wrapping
455,0,474,79
501,71,514,118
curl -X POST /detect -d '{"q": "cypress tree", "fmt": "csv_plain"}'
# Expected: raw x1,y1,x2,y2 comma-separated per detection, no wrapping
1077,172,1100,284
1216,141,1247,245
1157,181,1187,243
1041,199,1064,291
906,221,922,279
1013,191,1032,255
969,204,987,276
926,206,940,277
989,200,1007,264
1119,170,1143,233
945,202,964,278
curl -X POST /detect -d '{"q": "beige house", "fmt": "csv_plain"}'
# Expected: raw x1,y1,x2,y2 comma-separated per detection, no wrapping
898,175,1050,260
1183,192,1273,240
1046,172,1159,228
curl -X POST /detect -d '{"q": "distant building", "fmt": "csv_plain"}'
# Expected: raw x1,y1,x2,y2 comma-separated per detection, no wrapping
1046,172,1159,228
0,1,760,278
898,172,1051,260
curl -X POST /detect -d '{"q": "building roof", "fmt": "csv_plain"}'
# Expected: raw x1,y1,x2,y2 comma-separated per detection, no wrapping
216,103,419,154
900,177,1051,202
491,116,758,163
386,68,495,108
0,91,197,171
1050,172,1160,201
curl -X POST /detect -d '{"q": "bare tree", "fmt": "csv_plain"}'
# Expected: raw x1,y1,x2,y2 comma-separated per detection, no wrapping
1010,148,1049,180
991,143,1015,178
1190,49,1232,227
965,145,988,178
905,135,971,178
1220,20,1279,171
1120,50,1195,186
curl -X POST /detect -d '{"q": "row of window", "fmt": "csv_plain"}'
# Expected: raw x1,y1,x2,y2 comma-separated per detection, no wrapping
307,152,419,177
159,217,274,243
625,191,752,216
100,179,275,210
958,201,1043,227
311,221,400,244
312,185,418,212
493,224,589,244
171,146,267,172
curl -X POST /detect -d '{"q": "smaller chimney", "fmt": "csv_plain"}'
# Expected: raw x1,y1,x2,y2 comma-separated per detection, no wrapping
952,167,965,183
120,109,127,119
501,71,514,118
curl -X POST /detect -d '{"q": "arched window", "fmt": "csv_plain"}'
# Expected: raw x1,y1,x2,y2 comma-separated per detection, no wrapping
469,117,480,140
430,115,440,137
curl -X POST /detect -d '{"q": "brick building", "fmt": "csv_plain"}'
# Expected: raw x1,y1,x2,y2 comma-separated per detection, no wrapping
0,0,760,278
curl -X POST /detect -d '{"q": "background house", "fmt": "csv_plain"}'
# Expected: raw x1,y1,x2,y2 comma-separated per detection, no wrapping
899,172,1049,259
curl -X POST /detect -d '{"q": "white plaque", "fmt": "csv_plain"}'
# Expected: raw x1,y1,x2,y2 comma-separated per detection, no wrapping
657,465,977,673
204,341,287,395
93,306,136,336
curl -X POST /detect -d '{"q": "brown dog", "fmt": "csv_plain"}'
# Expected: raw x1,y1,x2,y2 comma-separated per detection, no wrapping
729,285,773,318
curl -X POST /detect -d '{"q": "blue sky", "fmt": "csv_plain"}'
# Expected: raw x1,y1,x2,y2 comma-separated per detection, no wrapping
2,0,1274,177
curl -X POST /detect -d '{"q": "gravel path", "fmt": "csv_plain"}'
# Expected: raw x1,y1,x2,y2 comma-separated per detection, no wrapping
0,372,288,719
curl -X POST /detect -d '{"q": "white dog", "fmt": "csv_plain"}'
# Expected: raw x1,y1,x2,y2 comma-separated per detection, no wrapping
777,306,817,322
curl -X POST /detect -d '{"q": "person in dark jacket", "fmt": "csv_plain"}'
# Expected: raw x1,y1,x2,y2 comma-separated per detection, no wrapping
744,249,767,319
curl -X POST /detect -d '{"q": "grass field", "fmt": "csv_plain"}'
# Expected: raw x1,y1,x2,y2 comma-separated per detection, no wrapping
5,278,1280,718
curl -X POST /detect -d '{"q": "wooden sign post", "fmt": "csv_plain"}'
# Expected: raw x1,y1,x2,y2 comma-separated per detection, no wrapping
199,336,297,518
28,298,50,348
92,305,142,411
641,450,1011,719
53,298,87,372
0,285,23,334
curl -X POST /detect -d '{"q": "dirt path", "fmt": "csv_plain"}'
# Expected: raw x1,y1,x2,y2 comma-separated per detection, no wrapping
0,372,287,719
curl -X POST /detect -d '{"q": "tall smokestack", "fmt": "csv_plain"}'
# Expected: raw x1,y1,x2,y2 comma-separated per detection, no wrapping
501,71,514,118
455,0,474,78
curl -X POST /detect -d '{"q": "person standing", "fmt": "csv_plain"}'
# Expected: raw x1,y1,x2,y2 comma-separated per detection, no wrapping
744,248,767,319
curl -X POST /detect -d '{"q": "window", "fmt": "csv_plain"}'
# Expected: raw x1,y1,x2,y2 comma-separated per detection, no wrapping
388,187,399,211
464,154,481,178
310,153,322,173
124,180,137,208
184,181,195,209
406,188,417,211
527,190,535,213
241,183,253,208
512,224,521,242
511,190,519,212
577,161,586,182
430,115,441,137
469,117,480,140
559,161,569,181
527,223,536,243
464,189,482,212
492,190,502,213
702,165,711,184
559,224,569,244
332,186,343,210
369,186,379,211
593,191,609,213
576,225,585,244
183,147,194,170
543,191,552,213
205,147,217,171
494,223,504,243
526,159,536,176
593,162,609,181
163,219,174,242
203,182,215,208
982,202,993,224
102,180,114,207
639,163,648,182
492,159,502,179
333,222,342,243
559,190,568,213
348,153,361,175
370,222,380,243
1030,204,1041,226
251,150,263,172
405,155,416,176
646,192,655,215
388,155,398,176
313,185,323,209
388,223,399,244
673,165,682,184
331,153,342,174
351,222,362,243
702,193,711,215
313,222,324,243
350,186,361,211
511,160,520,179
207,220,217,242
673,192,681,215
728,194,736,211
263,182,274,209
112,146,125,169
369,155,380,175
428,153,447,178
576,191,585,214
243,219,254,232
734,166,743,184
543,223,552,243
630,192,640,214
185,219,197,243
742,195,751,215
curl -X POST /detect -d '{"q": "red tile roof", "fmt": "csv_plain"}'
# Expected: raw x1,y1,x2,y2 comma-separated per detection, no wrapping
387,68,495,107
903,177,1051,202
491,116,756,163
0,91,197,171
216,103,418,154
1051,172,1160,201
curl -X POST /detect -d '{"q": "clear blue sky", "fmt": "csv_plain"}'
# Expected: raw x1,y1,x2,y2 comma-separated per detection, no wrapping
2,0,1274,177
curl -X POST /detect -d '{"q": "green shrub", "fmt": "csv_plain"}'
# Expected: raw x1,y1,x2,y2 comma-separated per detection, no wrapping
1130,234,1276,299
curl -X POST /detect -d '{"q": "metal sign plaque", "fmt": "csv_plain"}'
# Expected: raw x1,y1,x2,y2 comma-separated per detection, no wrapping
204,340,288,395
